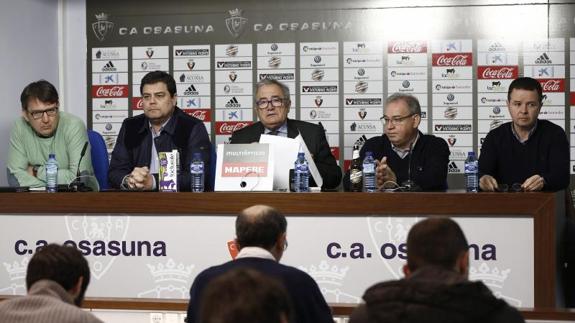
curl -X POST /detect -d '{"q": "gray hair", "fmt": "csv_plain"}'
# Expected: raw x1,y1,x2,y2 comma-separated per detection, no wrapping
255,79,291,101
385,93,421,116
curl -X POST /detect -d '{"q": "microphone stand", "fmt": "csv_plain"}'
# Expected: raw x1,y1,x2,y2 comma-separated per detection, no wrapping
70,142,91,192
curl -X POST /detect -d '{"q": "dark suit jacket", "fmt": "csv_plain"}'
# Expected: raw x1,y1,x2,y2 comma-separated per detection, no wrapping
186,257,333,323
108,107,212,191
229,119,342,189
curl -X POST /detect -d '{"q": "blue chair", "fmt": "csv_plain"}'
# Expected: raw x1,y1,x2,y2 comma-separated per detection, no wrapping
88,130,109,190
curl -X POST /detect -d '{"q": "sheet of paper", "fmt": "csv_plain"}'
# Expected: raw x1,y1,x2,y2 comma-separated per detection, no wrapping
259,134,299,190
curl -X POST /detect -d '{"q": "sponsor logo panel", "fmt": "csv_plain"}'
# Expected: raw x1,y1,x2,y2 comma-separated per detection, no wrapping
216,83,252,96
132,46,169,59
344,121,382,133
343,81,383,94
476,40,518,52
215,121,252,135
343,55,383,67
431,40,472,53
173,45,211,57
476,53,518,66
177,96,211,109
344,41,384,54
176,83,211,96
215,96,254,110
432,80,473,93
432,106,473,120
387,41,427,53
174,57,211,71
257,43,296,56
92,98,129,110
523,39,565,52
92,111,128,123
477,119,509,133
92,60,129,73
525,65,565,79
344,96,384,107
215,58,253,70
92,122,122,136
537,79,565,92
523,52,565,65
388,67,427,80
433,121,473,133
477,79,512,92
477,106,511,119
92,47,128,60
131,59,169,72
176,71,210,84
301,83,338,93
219,109,253,121
478,93,507,106
256,55,295,69
258,71,296,82
300,42,339,55
448,145,474,161
301,108,339,121
477,66,518,79
91,73,129,85
538,106,566,120
181,109,212,122
387,53,427,67
432,53,473,66
542,92,565,106
343,107,382,121
447,160,465,174
299,68,339,82
435,133,472,147
215,70,252,83
388,80,427,93
214,44,253,57
300,94,338,108
300,55,339,68
92,85,129,98
432,93,473,106
431,67,472,79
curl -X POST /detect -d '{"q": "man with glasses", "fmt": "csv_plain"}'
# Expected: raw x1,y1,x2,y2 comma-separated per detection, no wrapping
229,79,342,189
479,77,569,192
7,80,93,188
344,93,449,191
186,205,333,323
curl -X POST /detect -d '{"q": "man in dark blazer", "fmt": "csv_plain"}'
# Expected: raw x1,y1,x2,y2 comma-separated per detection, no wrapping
229,79,342,189
186,205,333,323
108,71,212,191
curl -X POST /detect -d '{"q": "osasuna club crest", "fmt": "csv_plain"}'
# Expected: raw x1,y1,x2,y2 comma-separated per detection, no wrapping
225,8,248,38
314,96,323,108
145,48,154,58
92,13,114,42
229,71,237,82
358,108,367,120
187,59,195,70
448,137,457,146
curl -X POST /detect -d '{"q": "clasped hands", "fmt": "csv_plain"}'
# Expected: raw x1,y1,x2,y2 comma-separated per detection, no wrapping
124,166,154,190
479,174,544,192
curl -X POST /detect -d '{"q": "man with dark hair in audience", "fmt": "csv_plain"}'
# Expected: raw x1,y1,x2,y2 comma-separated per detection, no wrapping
0,243,102,323
187,204,332,323
7,80,93,188
350,217,524,323
479,76,569,191
199,267,292,323
109,70,212,191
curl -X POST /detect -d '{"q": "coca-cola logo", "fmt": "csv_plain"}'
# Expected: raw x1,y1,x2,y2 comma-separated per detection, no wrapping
432,53,472,66
216,121,251,135
478,66,518,79
388,41,427,53
92,85,128,98
538,79,564,92
131,97,143,110
186,109,210,122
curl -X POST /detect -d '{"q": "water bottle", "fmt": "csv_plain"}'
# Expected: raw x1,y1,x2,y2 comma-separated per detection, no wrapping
45,153,58,193
294,152,309,192
464,151,479,192
362,151,376,192
190,152,204,192
349,144,363,192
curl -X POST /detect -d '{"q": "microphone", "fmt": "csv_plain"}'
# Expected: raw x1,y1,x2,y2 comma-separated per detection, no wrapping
401,139,421,192
70,142,90,192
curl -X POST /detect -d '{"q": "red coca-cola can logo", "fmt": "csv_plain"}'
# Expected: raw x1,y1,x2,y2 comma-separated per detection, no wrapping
215,121,251,135
432,53,472,66
183,109,211,122
92,85,128,98
478,66,518,79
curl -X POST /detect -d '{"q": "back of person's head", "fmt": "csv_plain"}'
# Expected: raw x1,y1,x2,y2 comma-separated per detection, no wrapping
235,205,287,250
140,70,177,97
20,80,59,111
199,268,291,323
406,217,468,273
26,243,90,306
507,77,543,104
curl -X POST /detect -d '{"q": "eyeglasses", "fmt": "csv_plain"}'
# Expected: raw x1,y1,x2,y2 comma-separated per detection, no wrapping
28,107,58,120
256,97,287,110
380,113,415,126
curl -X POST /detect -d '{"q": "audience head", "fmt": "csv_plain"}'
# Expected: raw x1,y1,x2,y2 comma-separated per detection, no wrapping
405,217,469,278
20,80,60,137
26,243,91,306
254,79,291,131
199,268,291,323
382,93,421,150
235,205,287,261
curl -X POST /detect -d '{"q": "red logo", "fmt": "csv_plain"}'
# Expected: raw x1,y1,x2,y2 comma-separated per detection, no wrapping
92,85,128,98
538,79,564,92
570,92,575,106
432,53,472,66
183,109,211,122
477,66,518,79
388,41,427,53
215,121,251,135
131,97,143,110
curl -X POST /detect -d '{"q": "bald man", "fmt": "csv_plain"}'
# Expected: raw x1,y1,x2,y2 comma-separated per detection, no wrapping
186,205,333,323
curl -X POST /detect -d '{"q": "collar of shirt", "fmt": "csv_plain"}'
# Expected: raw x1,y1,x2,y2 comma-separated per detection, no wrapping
236,246,276,261
391,133,420,159
149,117,172,137
264,122,288,137
511,120,538,144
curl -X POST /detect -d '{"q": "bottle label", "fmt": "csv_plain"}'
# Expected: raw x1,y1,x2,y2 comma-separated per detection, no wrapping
363,164,374,173
350,169,362,183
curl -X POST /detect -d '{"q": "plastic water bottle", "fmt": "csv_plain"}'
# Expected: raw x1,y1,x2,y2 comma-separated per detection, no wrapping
465,151,479,192
349,144,363,192
190,153,204,192
294,152,309,192
45,153,58,193
362,151,376,192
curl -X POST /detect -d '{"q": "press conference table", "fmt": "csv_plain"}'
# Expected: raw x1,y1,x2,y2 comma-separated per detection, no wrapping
0,191,564,310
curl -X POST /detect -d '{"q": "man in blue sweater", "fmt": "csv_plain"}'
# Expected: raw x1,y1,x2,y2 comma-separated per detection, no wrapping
479,77,569,191
186,205,333,323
